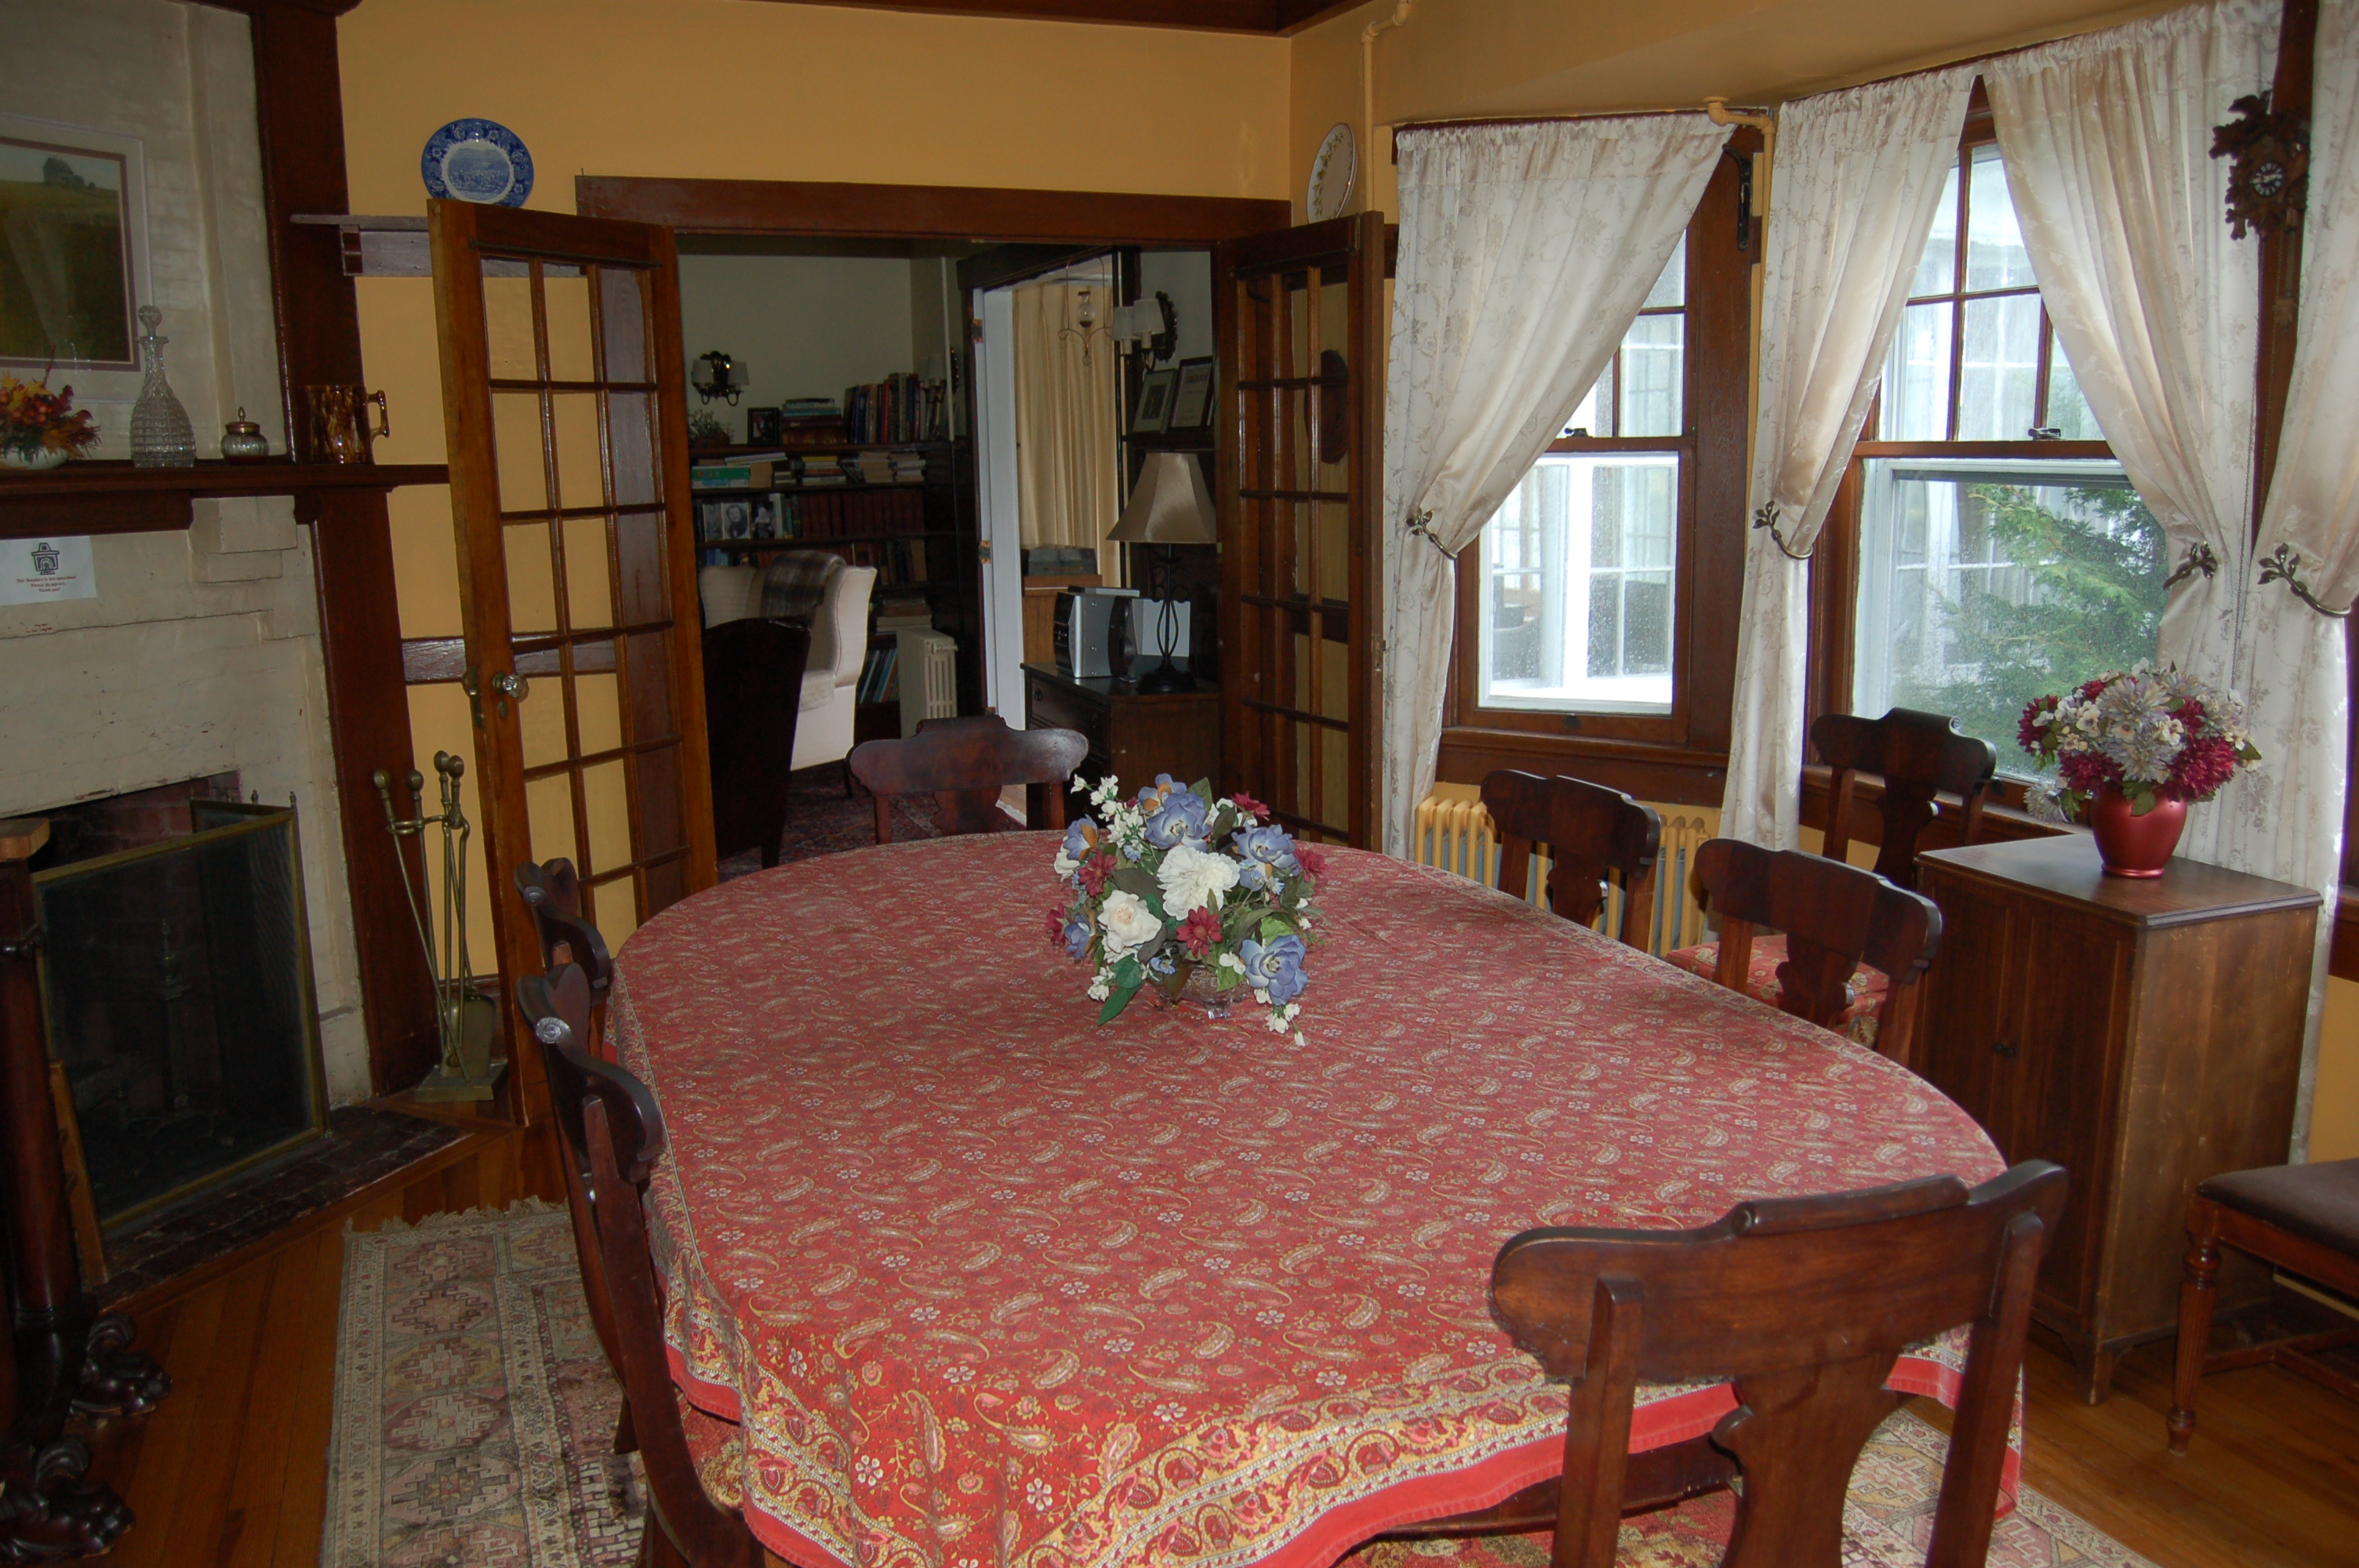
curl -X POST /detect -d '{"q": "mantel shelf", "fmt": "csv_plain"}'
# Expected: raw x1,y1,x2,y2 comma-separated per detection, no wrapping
0,459,449,540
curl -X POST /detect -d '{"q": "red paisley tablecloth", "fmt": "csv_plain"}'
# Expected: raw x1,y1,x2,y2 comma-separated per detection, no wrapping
609,836,2005,1568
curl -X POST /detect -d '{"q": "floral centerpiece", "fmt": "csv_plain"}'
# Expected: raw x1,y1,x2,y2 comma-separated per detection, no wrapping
1048,774,1326,1039
1,372,101,470
2018,661,2260,877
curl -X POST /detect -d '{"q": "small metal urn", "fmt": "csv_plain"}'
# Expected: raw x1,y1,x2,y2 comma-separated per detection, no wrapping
220,408,271,463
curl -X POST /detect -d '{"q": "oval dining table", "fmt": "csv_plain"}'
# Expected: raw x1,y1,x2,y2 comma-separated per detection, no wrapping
609,833,2006,1568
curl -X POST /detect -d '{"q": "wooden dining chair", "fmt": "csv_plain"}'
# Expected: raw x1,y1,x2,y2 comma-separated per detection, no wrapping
1667,709,1990,1025
1480,769,1663,948
1485,1161,2066,1568
1816,707,1997,893
516,959,762,1568
516,858,615,1056
847,713,1089,844
1682,839,1943,1069
2168,1157,2359,1454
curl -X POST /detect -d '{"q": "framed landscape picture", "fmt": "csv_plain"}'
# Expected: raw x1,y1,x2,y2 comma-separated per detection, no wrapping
0,119,147,372
1168,357,1215,433
1130,367,1177,435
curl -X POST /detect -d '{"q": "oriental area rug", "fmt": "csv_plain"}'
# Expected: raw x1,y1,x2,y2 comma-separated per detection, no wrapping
325,1211,2157,1568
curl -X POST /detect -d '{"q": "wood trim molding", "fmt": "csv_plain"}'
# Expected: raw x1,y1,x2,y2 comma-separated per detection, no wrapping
715,0,1361,34
576,176,1290,246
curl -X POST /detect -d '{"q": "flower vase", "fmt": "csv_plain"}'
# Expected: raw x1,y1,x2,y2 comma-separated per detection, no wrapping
2087,783,2186,878
1149,959,1234,1021
129,306,197,469
0,445,67,472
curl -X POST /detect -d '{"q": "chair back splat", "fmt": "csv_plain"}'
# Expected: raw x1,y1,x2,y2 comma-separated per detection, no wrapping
1692,839,1943,1069
512,869,761,1566
1813,708,1997,891
703,616,812,869
1479,770,1663,948
1491,1161,2066,1568
849,714,1089,844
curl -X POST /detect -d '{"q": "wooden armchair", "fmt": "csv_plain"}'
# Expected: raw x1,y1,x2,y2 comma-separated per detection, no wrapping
515,958,761,1567
1487,1162,2066,1568
2168,1157,2359,1453
1685,839,1943,1069
1667,709,1991,1027
848,714,1089,844
702,616,812,869
1479,770,1663,948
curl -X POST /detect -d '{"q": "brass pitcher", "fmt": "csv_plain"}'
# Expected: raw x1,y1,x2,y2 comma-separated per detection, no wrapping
306,384,389,464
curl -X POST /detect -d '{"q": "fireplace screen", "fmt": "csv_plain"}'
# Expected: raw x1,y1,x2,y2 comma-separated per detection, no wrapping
35,802,328,1232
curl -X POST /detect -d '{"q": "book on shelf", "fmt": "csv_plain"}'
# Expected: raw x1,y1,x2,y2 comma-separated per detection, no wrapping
690,460,772,489
841,372,950,445
856,644,900,704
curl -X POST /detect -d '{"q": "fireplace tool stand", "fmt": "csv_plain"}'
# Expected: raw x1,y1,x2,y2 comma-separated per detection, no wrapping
0,819,170,1559
373,756,503,1102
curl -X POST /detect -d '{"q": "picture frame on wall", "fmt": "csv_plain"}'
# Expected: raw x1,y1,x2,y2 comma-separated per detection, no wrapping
0,116,151,372
1130,368,1177,435
745,405,781,445
1167,357,1215,433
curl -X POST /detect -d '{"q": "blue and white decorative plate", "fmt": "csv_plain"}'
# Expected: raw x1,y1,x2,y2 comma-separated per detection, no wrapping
421,119,534,207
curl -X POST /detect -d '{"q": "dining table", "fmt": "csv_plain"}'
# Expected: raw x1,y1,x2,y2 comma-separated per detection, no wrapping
608,831,2008,1568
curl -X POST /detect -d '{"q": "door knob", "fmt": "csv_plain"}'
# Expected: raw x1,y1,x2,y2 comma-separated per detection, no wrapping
490,671,527,699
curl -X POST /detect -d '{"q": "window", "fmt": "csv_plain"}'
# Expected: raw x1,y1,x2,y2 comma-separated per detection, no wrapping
1474,241,1687,716
1841,140,2168,775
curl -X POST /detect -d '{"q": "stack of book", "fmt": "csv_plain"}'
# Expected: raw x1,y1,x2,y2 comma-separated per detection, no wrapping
691,456,780,489
874,594,932,633
799,453,846,487
888,449,929,485
852,451,894,485
778,398,844,447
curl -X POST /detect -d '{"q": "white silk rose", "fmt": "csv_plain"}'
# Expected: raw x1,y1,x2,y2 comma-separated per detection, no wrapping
1096,890,1163,956
1156,841,1240,917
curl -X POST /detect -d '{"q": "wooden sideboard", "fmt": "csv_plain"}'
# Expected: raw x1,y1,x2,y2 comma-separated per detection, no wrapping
1914,837,2320,1403
1021,662,1219,793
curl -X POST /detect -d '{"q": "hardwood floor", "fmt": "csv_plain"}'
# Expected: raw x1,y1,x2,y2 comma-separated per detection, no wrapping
71,1152,2359,1567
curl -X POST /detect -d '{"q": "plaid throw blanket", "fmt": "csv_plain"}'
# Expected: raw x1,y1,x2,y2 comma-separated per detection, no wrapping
759,550,839,623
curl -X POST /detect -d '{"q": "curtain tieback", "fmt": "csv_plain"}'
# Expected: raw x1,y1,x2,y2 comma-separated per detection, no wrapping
2257,543,2350,618
2163,540,2219,588
1751,503,1814,561
1406,508,1463,560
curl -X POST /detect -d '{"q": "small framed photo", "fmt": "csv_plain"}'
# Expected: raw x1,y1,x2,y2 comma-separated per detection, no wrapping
1168,357,1215,432
745,406,782,444
1130,368,1177,435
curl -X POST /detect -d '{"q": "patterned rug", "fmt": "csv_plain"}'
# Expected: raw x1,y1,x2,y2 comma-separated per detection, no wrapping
326,1205,2155,1568
716,763,961,881
324,1202,643,1568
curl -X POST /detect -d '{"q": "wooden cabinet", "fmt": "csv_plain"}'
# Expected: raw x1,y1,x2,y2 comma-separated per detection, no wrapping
1022,662,1219,792
1915,837,2320,1402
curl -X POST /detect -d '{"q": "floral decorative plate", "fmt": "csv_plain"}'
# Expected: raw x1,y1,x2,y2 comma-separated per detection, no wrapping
420,119,534,207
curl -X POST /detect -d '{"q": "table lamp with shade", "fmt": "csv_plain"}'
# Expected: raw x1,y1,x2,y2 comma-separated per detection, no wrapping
1107,451,1217,693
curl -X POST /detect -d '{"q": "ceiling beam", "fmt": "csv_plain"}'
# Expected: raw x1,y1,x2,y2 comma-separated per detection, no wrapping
742,0,1289,33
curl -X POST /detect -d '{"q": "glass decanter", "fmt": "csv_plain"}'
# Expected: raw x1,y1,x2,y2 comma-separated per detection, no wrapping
130,305,197,468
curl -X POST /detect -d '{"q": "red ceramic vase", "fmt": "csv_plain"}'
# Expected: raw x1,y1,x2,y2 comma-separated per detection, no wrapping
2087,782,2187,877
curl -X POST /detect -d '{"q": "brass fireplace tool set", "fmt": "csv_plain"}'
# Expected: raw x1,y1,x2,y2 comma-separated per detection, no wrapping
373,754,502,1101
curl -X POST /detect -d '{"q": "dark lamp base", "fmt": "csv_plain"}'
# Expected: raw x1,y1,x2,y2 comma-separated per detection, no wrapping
1133,659,1196,693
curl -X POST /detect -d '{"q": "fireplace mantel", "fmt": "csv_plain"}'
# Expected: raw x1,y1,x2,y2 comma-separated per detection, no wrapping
0,460,448,540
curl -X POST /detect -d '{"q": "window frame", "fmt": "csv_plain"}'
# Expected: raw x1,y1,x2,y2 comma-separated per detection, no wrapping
1810,90,2133,801
1434,162,1754,750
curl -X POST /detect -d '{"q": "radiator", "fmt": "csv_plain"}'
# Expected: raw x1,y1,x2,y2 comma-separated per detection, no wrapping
1410,786,1717,957
896,630,960,738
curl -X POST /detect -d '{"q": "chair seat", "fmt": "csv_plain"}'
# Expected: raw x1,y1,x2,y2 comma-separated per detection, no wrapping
1339,1498,1733,1567
1664,935,1888,1048
800,666,838,713
676,1388,746,1512
2197,1157,2359,1257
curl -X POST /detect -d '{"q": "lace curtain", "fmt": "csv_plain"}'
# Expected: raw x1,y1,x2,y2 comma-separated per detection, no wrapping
1985,0,2279,870
2222,0,2359,1155
1012,274,1121,570
1379,116,1729,855
1718,69,1977,849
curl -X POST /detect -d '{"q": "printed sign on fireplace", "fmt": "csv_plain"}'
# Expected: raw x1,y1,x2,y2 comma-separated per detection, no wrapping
1,535,95,604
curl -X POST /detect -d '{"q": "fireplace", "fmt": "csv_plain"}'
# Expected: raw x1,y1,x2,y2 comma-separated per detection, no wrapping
31,784,329,1245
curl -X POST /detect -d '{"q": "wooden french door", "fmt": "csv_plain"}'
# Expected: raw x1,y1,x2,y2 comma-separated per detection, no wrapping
429,201,714,1068
1215,215,1387,847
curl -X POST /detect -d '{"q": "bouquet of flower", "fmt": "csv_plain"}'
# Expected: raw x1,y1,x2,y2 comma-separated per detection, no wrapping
1,372,100,465
2018,661,2259,822
1047,773,1325,1038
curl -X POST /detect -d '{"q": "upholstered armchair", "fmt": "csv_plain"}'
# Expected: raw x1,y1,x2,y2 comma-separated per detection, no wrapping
696,554,878,775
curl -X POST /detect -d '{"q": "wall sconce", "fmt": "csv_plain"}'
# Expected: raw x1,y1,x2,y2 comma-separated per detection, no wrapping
692,349,747,405
1110,292,1178,365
